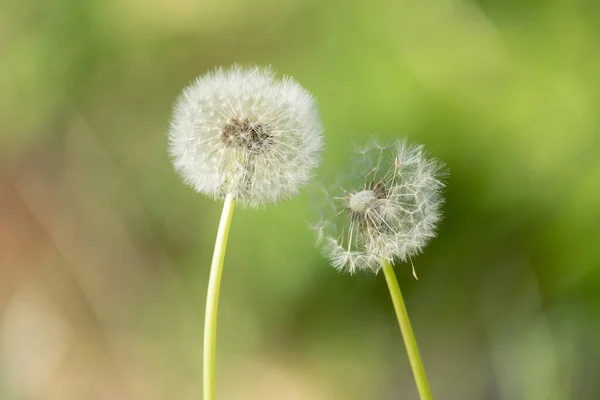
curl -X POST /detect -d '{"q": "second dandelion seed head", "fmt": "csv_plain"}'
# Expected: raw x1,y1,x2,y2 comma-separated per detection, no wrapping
316,139,446,274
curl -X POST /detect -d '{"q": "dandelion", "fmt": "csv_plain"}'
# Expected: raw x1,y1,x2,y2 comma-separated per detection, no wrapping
316,139,445,274
169,65,323,400
169,65,323,207
314,138,446,400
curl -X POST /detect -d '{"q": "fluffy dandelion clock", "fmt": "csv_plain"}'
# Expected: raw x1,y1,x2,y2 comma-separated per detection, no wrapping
168,65,323,400
169,65,323,207
314,138,446,400
316,139,445,274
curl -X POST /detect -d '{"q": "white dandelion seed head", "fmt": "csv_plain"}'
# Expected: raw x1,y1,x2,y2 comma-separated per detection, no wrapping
314,138,446,274
169,65,324,207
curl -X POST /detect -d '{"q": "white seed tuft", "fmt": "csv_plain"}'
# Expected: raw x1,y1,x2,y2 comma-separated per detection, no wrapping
313,138,446,274
169,65,324,207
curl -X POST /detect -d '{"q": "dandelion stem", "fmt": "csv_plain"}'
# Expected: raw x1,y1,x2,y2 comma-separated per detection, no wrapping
381,260,433,400
204,193,235,400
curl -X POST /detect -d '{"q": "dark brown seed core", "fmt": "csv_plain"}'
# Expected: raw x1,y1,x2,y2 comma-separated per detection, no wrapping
347,182,388,225
372,181,387,199
221,117,273,154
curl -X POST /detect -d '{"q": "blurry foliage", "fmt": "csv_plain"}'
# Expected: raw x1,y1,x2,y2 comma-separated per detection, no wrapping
1,0,600,399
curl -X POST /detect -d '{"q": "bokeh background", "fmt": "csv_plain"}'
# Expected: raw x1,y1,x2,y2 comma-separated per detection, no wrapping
2,0,600,398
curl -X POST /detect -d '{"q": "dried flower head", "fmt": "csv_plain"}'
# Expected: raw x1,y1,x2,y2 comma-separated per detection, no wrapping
169,65,324,207
314,139,446,274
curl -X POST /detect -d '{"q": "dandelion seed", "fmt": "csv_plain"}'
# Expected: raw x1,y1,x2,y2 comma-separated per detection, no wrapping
169,65,324,207
315,138,446,274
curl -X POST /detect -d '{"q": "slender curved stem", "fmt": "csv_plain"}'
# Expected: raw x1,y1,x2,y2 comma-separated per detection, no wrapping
203,193,235,400
381,260,433,400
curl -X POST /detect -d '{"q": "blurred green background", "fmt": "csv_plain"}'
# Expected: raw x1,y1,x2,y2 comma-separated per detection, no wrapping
1,0,600,398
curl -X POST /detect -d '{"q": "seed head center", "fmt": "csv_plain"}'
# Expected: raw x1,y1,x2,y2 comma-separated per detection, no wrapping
348,190,377,213
221,117,273,153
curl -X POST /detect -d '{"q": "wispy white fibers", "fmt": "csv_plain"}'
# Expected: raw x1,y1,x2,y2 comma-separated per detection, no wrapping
315,139,446,274
169,65,324,207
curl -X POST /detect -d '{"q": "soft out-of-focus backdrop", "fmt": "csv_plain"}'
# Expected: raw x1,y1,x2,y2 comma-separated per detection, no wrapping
1,0,600,399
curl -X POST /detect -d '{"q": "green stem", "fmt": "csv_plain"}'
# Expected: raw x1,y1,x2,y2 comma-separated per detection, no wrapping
203,193,236,400
381,260,433,400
